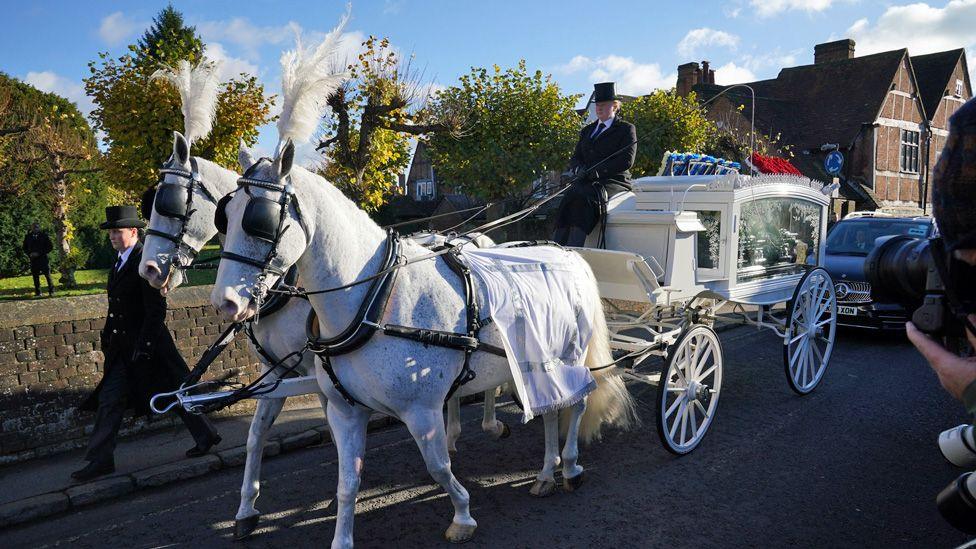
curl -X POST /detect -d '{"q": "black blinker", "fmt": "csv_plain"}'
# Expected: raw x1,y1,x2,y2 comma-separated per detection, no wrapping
215,194,232,234
140,186,157,221
155,184,190,219
242,196,282,242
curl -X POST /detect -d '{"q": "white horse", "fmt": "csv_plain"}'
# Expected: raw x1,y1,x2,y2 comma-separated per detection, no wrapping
211,140,635,547
140,131,511,538
140,131,323,539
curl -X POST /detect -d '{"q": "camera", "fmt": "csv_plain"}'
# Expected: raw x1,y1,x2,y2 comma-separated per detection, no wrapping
865,235,976,340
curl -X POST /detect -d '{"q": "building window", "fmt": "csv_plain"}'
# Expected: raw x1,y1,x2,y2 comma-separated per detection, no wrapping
900,129,920,174
956,79,964,97
415,179,435,201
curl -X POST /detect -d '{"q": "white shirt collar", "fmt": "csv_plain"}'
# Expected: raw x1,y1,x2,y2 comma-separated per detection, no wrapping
117,244,135,268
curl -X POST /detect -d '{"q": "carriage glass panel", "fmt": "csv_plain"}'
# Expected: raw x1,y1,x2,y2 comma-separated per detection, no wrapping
694,210,723,271
736,197,822,282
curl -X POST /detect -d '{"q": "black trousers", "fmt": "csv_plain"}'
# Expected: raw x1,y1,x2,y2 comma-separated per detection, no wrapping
85,357,217,464
30,260,53,295
552,179,628,247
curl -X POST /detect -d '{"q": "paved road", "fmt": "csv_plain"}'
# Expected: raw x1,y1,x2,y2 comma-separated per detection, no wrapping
5,326,973,548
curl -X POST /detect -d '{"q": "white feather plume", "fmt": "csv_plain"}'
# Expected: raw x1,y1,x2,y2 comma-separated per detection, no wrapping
277,11,350,146
151,59,222,144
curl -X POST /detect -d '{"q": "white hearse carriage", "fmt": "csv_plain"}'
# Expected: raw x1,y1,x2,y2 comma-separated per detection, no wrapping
576,173,838,454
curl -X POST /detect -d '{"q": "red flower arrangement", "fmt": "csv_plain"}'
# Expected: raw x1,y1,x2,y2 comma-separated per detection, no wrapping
749,152,803,176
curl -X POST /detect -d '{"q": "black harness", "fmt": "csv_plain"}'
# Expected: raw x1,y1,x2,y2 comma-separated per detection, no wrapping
143,157,220,270
303,233,504,407
216,166,501,408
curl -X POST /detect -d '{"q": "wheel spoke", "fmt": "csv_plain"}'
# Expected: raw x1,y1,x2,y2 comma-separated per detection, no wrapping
665,394,684,419
679,401,689,444
669,399,686,439
694,345,714,379
699,363,718,380
694,399,709,420
811,336,825,365
689,401,699,437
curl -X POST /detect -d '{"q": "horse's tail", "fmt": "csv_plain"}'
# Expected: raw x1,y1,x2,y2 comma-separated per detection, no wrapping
569,258,638,444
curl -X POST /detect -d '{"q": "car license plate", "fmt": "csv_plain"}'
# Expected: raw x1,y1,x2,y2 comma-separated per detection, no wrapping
838,306,858,316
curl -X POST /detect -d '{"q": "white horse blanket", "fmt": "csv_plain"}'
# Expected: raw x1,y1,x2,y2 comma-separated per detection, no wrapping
460,245,597,422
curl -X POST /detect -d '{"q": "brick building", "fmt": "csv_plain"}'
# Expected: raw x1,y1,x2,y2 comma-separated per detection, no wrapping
678,39,972,217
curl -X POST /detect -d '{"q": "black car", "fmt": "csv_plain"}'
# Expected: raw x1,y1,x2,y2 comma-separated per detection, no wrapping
823,215,936,330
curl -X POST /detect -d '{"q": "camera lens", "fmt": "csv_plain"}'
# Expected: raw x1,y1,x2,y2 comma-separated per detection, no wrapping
939,425,976,468
864,235,933,306
937,472,976,534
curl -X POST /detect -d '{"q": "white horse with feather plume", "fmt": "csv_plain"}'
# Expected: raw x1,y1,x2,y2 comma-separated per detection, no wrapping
139,58,328,540
211,17,635,548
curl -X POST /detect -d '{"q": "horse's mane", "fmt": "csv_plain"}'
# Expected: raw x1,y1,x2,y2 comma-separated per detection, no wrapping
152,59,222,144
277,11,350,146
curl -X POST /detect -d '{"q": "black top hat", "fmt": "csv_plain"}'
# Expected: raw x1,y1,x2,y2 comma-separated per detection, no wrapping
593,82,618,103
100,205,146,230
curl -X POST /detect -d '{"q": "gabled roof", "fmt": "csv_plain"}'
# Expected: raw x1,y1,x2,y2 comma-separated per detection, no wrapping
912,49,968,119
694,49,909,150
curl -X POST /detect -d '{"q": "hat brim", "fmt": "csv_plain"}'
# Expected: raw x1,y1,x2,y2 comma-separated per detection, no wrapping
100,219,146,230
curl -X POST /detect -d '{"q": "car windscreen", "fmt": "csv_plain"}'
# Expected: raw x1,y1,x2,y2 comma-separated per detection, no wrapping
826,220,931,255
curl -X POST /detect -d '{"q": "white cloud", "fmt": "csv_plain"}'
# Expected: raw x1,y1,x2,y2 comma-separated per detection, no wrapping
713,62,757,84
195,18,295,61
677,28,740,58
750,0,837,18
24,71,94,118
98,11,144,46
204,42,260,82
555,55,675,95
845,0,976,56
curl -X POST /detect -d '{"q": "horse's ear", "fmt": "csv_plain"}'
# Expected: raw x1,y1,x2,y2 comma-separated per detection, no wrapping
275,139,295,179
173,131,190,165
238,140,257,171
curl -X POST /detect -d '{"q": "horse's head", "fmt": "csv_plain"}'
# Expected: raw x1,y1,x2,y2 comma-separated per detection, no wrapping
212,139,311,321
140,131,224,293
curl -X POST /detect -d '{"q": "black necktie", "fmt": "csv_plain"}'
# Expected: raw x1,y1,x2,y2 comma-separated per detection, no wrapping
592,122,606,139
113,256,122,274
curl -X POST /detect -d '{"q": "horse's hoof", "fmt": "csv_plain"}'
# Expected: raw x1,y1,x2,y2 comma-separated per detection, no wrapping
529,479,557,498
445,521,477,544
563,471,585,492
497,422,511,440
234,514,260,540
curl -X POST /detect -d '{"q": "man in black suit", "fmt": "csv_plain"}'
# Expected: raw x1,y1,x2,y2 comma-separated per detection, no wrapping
23,222,54,297
72,205,220,481
553,82,637,246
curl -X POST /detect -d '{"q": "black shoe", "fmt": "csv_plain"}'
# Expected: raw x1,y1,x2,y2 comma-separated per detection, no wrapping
71,460,115,481
186,433,221,458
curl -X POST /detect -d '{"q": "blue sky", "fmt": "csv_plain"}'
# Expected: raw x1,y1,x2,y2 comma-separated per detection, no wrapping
3,0,975,162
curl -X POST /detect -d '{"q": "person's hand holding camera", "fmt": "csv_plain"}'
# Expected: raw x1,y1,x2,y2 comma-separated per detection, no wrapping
907,314,976,401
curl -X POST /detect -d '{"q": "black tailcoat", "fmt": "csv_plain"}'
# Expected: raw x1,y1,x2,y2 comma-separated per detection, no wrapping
81,242,192,417
23,230,53,269
556,118,637,233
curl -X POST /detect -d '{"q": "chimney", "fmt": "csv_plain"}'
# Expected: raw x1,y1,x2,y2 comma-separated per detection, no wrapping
814,39,855,64
701,60,715,84
677,62,700,96
676,61,716,95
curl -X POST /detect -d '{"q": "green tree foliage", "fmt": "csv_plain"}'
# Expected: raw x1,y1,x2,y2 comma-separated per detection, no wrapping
426,61,581,200
619,90,715,176
85,5,273,194
321,127,410,213
0,74,112,280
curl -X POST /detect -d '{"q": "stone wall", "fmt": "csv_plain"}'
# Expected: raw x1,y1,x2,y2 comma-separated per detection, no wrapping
0,286,305,465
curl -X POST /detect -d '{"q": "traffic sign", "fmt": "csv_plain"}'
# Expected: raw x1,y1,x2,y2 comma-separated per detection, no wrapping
825,151,844,175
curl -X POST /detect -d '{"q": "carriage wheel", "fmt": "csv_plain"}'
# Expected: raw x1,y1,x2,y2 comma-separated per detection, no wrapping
783,267,837,395
656,324,723,455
